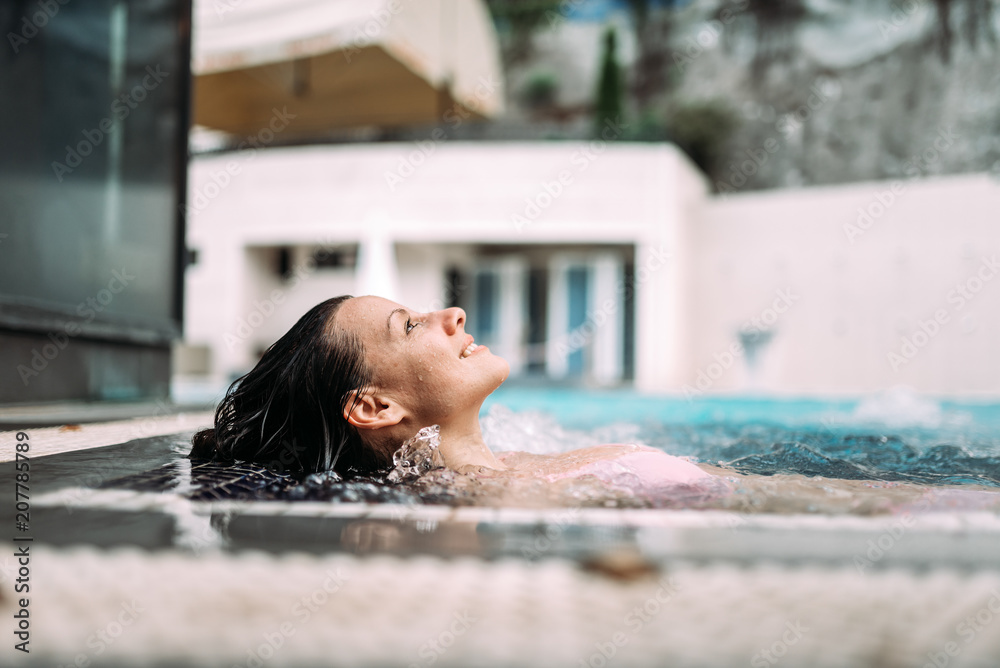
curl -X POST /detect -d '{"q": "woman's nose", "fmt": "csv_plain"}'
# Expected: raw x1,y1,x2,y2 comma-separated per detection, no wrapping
440,307,465,335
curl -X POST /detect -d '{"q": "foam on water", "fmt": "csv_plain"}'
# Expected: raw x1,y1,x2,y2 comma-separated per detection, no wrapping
849,386,949,428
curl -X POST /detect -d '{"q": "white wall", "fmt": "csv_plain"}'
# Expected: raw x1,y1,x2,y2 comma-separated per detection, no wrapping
688,174,1000,397
183,143,699,387
633,146,707,392
183,142,1000,397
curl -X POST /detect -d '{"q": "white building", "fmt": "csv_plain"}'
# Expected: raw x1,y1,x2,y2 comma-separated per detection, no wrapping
182,142,1000,397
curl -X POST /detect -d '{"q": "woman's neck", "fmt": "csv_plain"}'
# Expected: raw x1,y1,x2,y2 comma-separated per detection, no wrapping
436,418,506,473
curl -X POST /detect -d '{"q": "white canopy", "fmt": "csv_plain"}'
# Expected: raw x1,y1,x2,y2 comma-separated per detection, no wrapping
192,0,504,135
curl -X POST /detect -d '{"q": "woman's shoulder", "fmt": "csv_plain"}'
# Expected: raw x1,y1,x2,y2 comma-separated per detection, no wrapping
496,444,711,485
495,443,642,468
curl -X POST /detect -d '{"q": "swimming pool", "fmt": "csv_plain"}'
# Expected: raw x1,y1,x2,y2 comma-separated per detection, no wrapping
10,390,1000,667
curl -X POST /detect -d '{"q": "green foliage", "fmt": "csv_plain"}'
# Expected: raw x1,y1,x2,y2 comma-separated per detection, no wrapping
662,101,739,176
484,0,564,63
485,0,561,22
594,27,624,138
626,109,670,142
522,71,559,109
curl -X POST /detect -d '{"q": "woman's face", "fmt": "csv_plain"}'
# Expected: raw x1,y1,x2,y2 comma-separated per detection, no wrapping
335,296,510,425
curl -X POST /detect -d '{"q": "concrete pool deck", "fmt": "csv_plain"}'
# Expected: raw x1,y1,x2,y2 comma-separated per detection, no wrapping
16,546,1000,668
3,413,1000,667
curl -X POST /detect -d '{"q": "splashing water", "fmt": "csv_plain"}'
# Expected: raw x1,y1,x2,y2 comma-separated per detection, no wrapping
481,404,643,454
849,386,949,428
387,425,444,484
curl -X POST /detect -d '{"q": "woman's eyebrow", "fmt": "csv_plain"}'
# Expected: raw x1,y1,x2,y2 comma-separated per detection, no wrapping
386,308,407,332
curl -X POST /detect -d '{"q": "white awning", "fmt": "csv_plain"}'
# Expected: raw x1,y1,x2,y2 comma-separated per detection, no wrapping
191,0,504,135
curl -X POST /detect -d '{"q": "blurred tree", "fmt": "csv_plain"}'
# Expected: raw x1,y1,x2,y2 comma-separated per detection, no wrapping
522,70,559,109
743,0,806,79
663,101,739,180
594,26,624,137
484,0,563,65
623,0,673,110
728,0,997,71
932,0,998,63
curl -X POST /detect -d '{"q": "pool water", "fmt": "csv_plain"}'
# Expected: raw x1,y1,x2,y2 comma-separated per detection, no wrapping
482,386,1000,488
111,386,1000,515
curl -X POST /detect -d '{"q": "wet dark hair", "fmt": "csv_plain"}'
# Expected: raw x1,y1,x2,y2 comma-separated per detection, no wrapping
190,296,394,476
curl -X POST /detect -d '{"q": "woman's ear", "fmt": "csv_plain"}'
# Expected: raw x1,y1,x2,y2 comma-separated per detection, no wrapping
344,390,405,431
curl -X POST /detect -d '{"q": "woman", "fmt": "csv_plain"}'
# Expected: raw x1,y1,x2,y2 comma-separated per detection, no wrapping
191,295,712,488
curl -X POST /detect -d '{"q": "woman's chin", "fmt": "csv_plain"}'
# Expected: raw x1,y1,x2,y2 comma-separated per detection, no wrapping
477,360,509,393
464,349,509,392
493,355,511,385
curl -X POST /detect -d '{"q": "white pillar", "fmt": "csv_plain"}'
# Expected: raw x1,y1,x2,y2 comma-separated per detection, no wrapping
634,238,682,391
355,226,399,301
496,256,526,375
218,242,251,380
590,253,623,385
545,255,571,379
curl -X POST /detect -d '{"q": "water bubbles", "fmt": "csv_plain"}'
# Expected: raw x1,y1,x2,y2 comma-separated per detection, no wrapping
481,404,636,454
387,425,444,483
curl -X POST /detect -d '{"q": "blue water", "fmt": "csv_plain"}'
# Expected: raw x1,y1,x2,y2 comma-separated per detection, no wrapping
484,387,1000,488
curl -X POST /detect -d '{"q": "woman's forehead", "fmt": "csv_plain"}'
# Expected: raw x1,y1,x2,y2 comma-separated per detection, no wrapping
338,296,408,333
